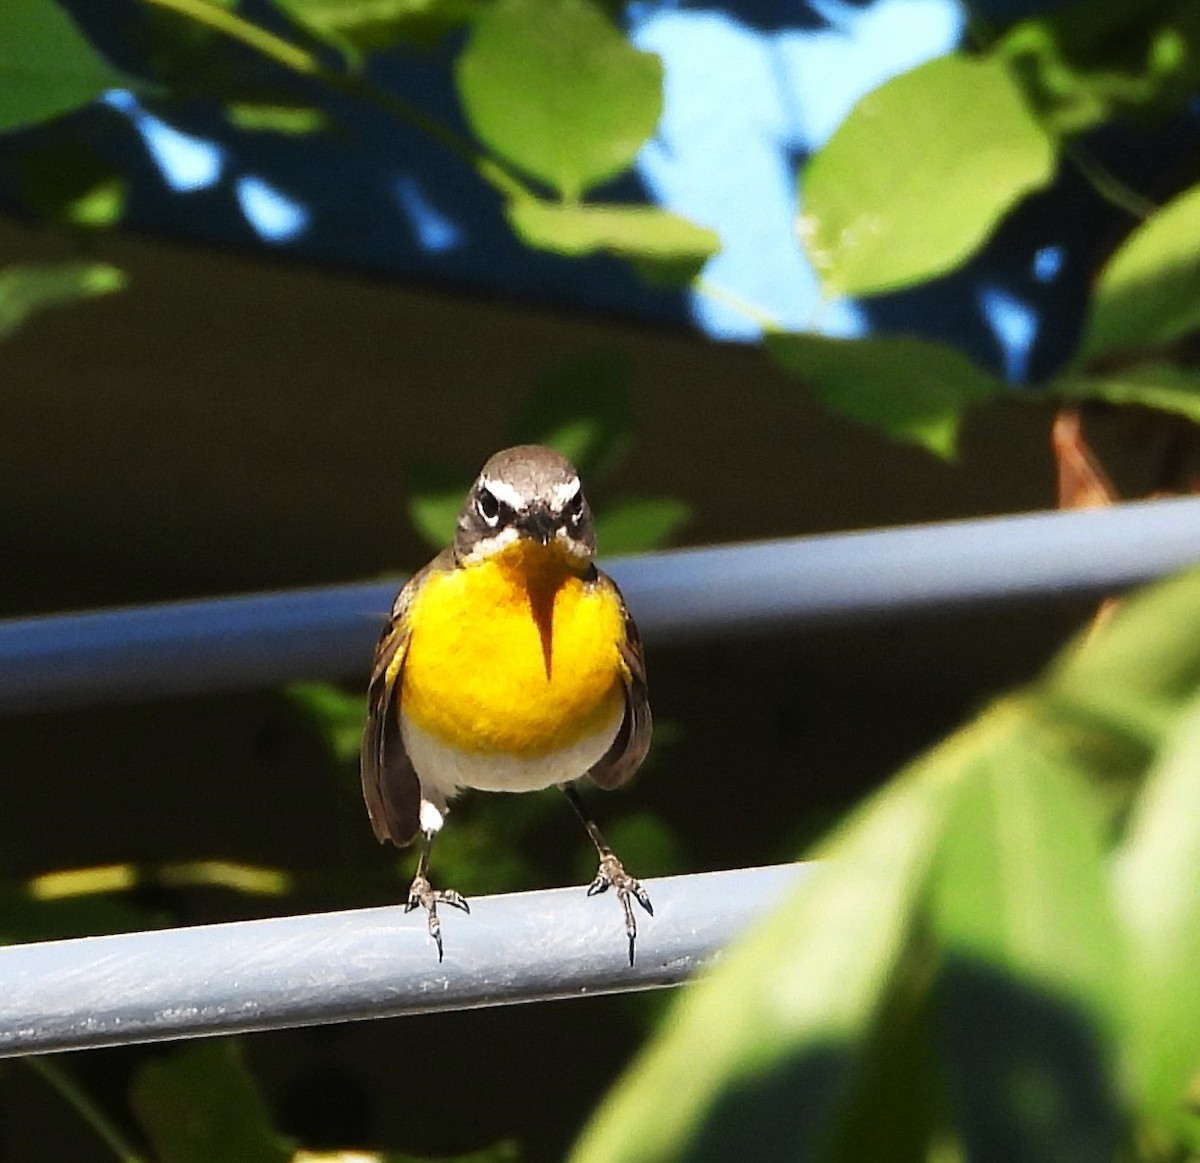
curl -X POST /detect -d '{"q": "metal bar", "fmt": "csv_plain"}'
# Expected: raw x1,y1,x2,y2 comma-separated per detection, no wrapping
3,497,1200,713
0,864,808,1056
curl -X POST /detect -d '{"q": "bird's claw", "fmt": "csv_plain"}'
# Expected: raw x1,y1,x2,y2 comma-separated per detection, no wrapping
587,853,653,966
405,875,470,962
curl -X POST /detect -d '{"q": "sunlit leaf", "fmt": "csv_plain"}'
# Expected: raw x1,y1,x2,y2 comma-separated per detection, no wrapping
0,0,129,132
765,332,1005,457
288,682,367,766
799,53,1055,297
156,861,292,896
277,0,479,54
456,0,662,199
1045,565,1200,752
1054,365,1200,426
1114,694,1200,1135
1076,183,1200,362
507,200,719,282
131,1040,295,1163
1040,565,1200,831
576,565,1200,1162
572,727,960,1161
26,864,139,899
226,102,328,134
930,718,1123,1160
0,261,125,344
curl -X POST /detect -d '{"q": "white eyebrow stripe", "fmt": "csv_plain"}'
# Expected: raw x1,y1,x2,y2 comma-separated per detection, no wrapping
478,477,527,509
549,478,582,508
478,475,582,510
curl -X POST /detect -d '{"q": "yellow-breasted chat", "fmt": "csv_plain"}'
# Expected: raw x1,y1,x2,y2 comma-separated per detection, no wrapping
361,445,652,962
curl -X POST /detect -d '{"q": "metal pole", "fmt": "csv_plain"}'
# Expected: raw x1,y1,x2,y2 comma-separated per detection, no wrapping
0,864,808,1056
2,497,1199,712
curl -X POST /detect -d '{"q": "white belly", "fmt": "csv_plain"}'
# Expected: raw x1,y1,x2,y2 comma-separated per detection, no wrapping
400,706,623,811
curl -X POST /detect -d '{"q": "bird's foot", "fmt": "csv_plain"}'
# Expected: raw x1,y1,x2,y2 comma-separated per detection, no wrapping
587,853,653,966
405,875,470,962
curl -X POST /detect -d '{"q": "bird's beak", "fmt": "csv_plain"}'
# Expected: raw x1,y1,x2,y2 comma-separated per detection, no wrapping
520,507,556,545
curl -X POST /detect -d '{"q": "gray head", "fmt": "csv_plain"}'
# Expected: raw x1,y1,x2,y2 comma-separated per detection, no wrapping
454,445,596,565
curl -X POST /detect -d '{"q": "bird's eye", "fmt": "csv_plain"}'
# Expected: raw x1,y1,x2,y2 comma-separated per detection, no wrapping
565,492,587,531
476,488,501,526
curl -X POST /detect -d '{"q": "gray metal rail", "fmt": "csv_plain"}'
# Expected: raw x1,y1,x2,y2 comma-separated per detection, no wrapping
0,864,808,1057
2,498,1197,1056
2,497,1200,713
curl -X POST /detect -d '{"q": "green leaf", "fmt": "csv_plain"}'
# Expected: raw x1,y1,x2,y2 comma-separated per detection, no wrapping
0,262,126,344
225,102,328,134
278,0,479,53
1046,565,1200,750
507,352,631,479
1054,365,1200,426
1114,694,1200,1134
572,724,962,1162
576,566,1200,1163
572,808,684,885
825,930,940,1162
765,332,1005,457
594,497,690,554
1076,183,1200,362
999,0,1200,136
0,0,129,132
16,140,125,229
932,727,1119,1014
422,794,544,895
456,0,663,200
155,861,291,895
507,200,719,283
131,0,284,99
408,463,472,550
1040,564,1200,835
799,53,1056,298
130,1040,295,1163
287,681,367,766
930,717,1123,1159
407,353,636,550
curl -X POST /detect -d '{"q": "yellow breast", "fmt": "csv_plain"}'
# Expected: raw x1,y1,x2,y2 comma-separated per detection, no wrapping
400,541,626,757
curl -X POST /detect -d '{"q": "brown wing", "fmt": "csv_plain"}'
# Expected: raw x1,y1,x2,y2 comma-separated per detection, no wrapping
587,569,652,790
360,553,449,846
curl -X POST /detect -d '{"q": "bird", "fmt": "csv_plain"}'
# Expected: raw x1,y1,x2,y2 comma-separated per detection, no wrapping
361,444,653,963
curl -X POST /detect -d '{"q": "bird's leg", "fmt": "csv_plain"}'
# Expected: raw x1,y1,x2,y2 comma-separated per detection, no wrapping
562,783,653,966
405,800,469,962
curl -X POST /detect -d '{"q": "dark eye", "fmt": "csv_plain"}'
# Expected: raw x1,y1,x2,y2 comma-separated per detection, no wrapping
476,488,500,526
567,491,585,521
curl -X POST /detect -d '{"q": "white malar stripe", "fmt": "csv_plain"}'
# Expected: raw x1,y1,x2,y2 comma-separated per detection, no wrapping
400,706,623,810
457,525,520,564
